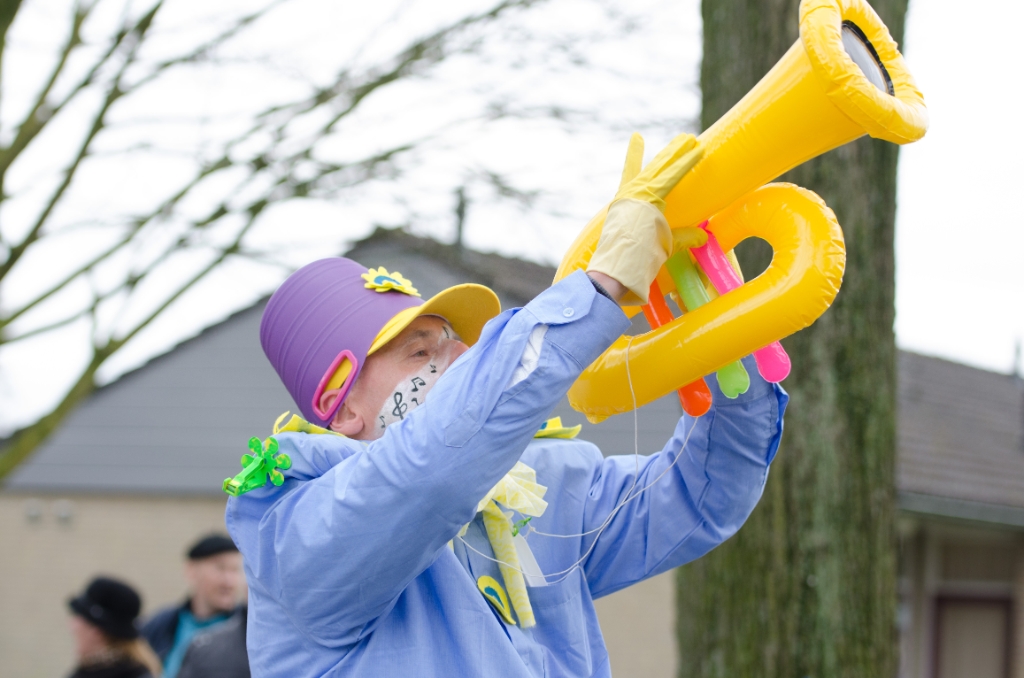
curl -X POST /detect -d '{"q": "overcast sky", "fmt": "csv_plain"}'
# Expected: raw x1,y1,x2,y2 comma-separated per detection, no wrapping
0,0,1020,431
895,0,1023,375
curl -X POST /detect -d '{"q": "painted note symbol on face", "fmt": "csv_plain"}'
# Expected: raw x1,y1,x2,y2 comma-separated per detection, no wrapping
379,415,386,429
392,392,408,419
429,363,437,374
410,376,426,392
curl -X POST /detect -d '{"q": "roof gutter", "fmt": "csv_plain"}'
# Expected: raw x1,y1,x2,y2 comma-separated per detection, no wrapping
899,491,1024,530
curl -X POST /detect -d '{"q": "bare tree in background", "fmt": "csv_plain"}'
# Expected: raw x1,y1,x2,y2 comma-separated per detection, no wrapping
675,0,908,676
0,0,665,479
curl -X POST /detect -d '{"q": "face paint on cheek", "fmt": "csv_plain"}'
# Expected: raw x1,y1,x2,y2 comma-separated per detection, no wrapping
375,335,462,432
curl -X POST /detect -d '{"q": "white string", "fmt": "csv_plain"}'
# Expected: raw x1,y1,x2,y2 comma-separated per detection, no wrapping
457,423,696,584
456,334,699,585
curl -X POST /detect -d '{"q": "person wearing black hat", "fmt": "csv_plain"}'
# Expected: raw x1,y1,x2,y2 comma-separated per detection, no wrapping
140,534,244,678
67,576,162,678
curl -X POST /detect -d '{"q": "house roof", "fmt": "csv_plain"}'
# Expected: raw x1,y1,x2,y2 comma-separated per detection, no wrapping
897,351,1024,524
6,228,1024,528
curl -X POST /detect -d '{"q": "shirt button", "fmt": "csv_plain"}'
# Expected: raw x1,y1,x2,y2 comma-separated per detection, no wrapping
562,308,575,318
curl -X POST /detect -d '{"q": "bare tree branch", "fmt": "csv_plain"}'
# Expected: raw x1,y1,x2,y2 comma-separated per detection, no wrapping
0,230,136,334
0,0,27,131
0,283,121,345
0,0,648,485
0,2,90,181
0,351,106,478
104,215,260,352
0,3,160,281
0,2,130,182
125,0,284,93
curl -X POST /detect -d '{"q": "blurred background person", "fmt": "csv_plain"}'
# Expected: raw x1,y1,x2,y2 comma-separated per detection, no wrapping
177,604,250,678
141,534,244,678
67,576,162,678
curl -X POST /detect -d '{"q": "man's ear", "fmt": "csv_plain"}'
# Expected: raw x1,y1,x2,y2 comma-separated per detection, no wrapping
319,389,364,436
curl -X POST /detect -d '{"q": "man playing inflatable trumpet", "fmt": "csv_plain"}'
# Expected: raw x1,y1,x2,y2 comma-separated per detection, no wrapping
226,132,788,677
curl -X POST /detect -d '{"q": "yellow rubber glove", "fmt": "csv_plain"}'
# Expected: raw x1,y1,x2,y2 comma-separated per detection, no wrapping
588,132,704,303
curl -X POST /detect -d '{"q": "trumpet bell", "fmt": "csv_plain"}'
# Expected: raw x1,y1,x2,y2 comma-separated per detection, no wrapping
662,0,927,229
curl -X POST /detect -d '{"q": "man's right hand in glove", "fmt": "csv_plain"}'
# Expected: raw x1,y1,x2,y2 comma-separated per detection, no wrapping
587,132,705,305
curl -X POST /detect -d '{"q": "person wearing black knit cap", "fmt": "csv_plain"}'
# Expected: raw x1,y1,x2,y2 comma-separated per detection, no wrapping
141,534,244,678
67,576,162,678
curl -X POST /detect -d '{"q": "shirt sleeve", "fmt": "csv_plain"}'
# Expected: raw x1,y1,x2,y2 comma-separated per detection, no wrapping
235,270,630,646
579,356,789,599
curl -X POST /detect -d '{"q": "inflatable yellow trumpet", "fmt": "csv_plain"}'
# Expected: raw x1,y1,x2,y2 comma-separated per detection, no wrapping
555,0,927,421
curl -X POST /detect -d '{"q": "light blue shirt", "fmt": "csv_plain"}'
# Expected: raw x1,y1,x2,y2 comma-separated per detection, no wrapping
226,270,788,677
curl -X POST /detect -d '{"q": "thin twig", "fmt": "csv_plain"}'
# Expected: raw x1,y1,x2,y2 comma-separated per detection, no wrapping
0,4,161,281
0,2,130,181
0,229,136,332
1,282,119,345
0,1,90,179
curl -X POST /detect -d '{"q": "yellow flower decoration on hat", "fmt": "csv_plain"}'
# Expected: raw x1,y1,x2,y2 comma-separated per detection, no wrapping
361,267,420,297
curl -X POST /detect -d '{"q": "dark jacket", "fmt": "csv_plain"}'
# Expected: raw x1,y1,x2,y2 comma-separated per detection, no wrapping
68,659,152,678
140,599,190,661
176,607,249,678
141,600,244,662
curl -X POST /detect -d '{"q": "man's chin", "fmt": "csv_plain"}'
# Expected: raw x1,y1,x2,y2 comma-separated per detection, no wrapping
213,599,238,613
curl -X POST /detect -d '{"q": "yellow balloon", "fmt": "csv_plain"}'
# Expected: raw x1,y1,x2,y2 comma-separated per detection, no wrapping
562,184,845,421
556,0,925,285
554,0,926,421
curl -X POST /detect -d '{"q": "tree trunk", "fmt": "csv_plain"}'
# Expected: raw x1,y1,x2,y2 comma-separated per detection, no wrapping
676,1,907,676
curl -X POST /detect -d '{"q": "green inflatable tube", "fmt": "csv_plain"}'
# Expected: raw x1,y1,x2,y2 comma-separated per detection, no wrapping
664,252,750,398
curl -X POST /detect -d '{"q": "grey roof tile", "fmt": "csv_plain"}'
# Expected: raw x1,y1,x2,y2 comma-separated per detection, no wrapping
896,351,1024,509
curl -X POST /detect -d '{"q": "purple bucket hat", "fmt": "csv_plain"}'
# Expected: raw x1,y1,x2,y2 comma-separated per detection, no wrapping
260,257,500,427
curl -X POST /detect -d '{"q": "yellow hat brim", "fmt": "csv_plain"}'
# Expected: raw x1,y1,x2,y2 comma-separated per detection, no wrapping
368,283,501,355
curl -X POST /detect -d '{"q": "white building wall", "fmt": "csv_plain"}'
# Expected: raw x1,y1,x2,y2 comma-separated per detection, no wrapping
0,494,232,678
